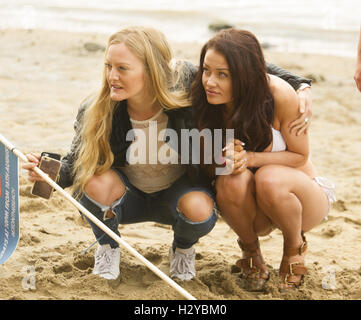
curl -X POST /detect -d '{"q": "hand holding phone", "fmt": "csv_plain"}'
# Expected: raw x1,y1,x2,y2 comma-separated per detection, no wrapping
40,152,61,161
31,153,62,199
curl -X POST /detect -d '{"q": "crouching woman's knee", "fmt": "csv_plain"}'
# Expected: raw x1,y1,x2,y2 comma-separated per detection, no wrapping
254,166,284,207
84,169,126,206
176,191,218,241
177,191,215,222
215,170,254,206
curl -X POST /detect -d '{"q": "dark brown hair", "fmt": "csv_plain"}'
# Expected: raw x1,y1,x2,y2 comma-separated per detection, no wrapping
191,29,274,152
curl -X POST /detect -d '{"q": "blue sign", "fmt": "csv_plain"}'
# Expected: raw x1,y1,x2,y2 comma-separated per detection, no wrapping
0,141,19,265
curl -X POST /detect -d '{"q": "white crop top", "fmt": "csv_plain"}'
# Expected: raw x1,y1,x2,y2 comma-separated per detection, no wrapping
271,127,286,152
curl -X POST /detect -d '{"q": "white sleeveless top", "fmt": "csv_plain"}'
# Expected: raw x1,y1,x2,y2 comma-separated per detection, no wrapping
271,127,286,152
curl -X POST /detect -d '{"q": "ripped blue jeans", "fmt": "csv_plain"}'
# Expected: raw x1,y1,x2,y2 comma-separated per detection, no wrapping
79,170,217,250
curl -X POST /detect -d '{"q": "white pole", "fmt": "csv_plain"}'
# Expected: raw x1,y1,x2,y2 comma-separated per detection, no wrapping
0,134,196,300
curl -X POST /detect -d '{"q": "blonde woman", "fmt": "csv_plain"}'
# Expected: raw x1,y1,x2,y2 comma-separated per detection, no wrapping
23,26,313,281
24,26,217,281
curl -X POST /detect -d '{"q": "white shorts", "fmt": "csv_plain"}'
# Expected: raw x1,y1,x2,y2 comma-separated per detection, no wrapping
313,176,336,220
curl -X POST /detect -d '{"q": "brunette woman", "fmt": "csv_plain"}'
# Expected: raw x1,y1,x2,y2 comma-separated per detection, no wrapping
191,29,335,291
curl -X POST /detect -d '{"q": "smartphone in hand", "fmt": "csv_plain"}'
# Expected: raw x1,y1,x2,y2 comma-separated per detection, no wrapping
31,153,62,199
40,152,61,161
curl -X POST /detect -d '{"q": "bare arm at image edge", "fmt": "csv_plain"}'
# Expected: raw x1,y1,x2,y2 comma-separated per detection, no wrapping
354,25,361,92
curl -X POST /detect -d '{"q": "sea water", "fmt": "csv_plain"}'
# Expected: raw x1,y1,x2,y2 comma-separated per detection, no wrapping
0,0,360,57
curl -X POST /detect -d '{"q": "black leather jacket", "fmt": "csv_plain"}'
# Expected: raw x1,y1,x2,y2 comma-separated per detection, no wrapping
57,62,311,189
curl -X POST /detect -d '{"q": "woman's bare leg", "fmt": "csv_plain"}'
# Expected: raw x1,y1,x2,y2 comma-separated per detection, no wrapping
215,170,272,243
255,165,329,288
215,170,272,290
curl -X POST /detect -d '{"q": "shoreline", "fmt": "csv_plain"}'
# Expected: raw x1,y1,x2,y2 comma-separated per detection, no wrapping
0,28,360,300
0,26,358,59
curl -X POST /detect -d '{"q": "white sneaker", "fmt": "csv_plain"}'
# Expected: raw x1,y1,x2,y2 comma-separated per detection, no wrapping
93,244,121,280
169,246,196,281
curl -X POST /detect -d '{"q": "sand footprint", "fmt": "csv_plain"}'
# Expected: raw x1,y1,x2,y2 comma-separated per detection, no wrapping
143,250,163,265
321,225,342,237
73,253,94,271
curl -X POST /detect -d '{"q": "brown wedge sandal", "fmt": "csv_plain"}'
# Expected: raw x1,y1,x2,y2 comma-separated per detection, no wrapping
235,238,270,292
279,233,308,291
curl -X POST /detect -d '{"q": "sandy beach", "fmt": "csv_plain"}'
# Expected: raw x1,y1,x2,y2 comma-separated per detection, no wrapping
0,28,360,300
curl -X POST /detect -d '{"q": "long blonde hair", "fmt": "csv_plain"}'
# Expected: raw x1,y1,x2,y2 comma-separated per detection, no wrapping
72,26,190,194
